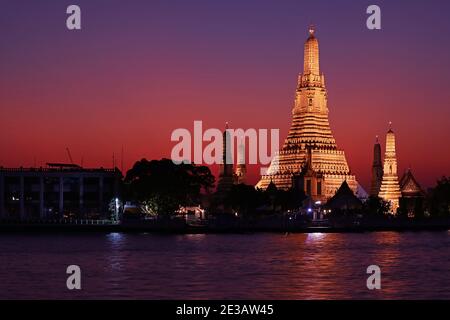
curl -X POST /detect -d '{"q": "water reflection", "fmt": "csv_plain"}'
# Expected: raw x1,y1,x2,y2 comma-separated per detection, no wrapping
0,232,449,299
105,232,127,275
180,234,206,242
305,232,327,243
106,232,125,246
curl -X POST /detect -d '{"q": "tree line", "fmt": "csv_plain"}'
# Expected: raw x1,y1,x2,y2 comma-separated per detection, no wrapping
121,158,450,219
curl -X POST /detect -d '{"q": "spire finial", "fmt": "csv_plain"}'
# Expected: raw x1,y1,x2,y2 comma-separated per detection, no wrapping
225,122,229,130
375,135,379,143
308,25,315,36
387,121,394,133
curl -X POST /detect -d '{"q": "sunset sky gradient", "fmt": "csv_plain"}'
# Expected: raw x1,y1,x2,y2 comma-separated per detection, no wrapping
1,0,450,190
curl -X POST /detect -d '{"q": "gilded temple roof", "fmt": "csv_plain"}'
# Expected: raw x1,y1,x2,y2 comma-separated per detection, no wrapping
400,169,425,197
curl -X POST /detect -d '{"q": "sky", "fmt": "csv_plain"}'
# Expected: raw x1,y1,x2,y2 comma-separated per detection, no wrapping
1,0,450,191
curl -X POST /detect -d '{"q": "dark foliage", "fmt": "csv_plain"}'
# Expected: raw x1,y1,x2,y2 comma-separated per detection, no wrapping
124,158,214,215
362,196,391,217
225,183,306,215
427,176,450,217
224,183,266,215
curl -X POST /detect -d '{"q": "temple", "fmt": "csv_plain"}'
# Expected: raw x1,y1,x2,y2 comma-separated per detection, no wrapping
256,26,359,202
213,124,247,210
215,123,235,197
378,124,402,212
327,180,363,211
370,136,383,197
399,168,425,217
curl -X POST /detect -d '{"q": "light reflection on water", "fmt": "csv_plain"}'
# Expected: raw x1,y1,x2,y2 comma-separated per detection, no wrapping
305,232,327,243
0,231,449,299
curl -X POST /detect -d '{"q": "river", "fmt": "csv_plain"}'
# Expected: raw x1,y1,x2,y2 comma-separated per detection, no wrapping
0,231,449,299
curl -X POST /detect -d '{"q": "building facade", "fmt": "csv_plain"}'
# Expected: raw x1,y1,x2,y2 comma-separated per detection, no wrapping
0,164,121,221
256,26,359,202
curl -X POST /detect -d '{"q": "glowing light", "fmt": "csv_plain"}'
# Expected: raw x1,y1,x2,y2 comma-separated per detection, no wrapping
306,232,326,242
107,232,124,245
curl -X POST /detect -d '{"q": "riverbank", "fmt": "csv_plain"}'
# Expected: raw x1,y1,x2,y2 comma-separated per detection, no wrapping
0,219,449,233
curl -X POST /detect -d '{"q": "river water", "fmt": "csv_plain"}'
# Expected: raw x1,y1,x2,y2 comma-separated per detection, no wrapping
0,231,449,299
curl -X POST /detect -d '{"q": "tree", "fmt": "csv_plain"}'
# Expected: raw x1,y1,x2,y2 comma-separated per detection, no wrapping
428,176,450,217
264,181,306,213
363,196,391,217
224,183,266,216
124,158,214,216
398,196,425,218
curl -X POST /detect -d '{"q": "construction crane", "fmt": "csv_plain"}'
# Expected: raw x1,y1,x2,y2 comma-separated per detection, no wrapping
66,147,74,164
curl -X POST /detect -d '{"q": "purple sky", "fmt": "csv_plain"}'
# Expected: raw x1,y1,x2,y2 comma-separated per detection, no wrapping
1,0,450,190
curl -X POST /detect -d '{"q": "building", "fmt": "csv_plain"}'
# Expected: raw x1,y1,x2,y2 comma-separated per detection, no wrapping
370,136,383,197
399,168,425,217
378,125,402,213
0,163,121,221
256,26,360,202
326,180,363,211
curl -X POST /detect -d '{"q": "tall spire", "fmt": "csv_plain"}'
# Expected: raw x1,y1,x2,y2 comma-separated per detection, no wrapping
303,25,320,76
216,122,235,205
297,26,324,90
373,136,382,166
378,124,402,213
221,122,232,173
370,135,383,197
257,25,360,201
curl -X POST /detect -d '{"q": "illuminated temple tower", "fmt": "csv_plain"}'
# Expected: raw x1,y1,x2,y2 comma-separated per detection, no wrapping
256,26,358,201
378,124,401,213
